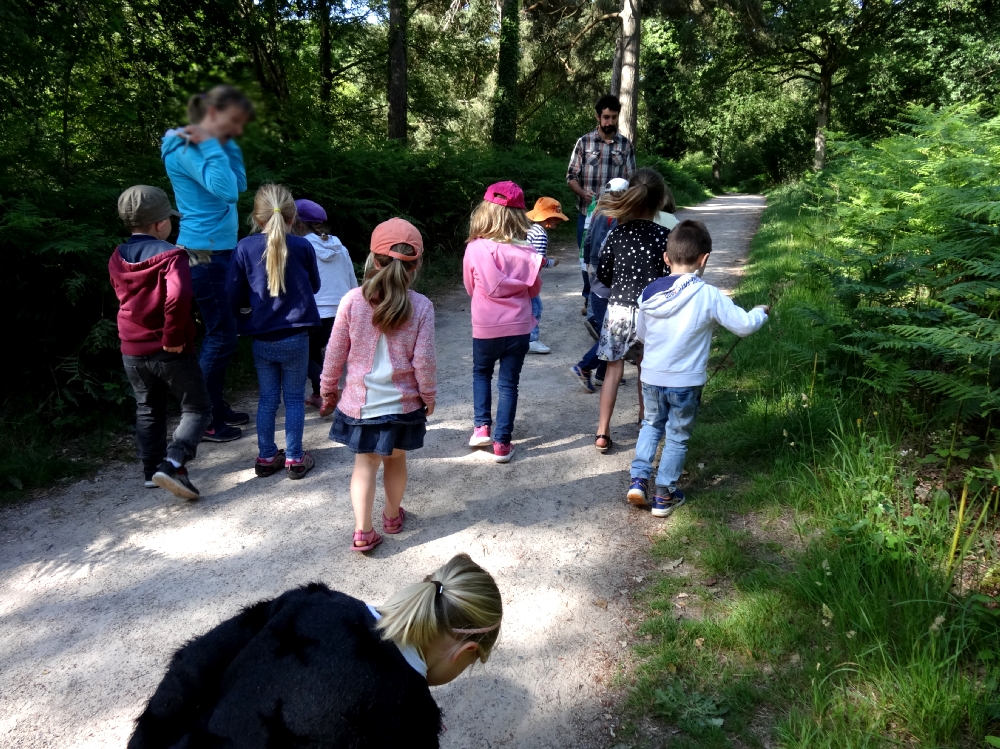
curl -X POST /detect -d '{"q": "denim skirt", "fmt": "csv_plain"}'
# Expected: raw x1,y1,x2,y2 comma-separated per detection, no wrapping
330,408,427,456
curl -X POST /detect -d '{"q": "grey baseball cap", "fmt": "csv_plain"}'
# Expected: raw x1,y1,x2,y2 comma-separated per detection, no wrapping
117,185,181,227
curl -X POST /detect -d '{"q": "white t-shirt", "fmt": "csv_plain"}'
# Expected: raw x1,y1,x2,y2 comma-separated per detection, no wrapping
360,334,404,419
366,604,427,678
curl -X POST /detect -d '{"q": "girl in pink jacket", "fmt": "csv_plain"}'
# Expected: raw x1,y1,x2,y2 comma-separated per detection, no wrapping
320,218,436,553
463,181,543,463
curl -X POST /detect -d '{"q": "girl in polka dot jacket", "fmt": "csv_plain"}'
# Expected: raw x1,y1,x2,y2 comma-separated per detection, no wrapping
592,168,671,453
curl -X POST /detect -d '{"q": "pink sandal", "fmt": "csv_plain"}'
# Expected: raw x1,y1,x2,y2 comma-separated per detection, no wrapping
382,507,406,534
351,528,382,552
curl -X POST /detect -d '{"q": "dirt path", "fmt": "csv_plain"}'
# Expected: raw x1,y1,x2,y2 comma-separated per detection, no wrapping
0,194,765,749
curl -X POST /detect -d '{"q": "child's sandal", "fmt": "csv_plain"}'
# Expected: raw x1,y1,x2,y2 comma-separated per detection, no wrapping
382,507,406,535
351,528,382,553
595,434,612,453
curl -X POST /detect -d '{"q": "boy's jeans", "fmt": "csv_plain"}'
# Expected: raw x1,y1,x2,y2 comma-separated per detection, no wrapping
529,296,543,342
577,293,609,380
189,250,238,424
122,351,212,470
252,333,309,461
472,335,530,444
630,385,702,493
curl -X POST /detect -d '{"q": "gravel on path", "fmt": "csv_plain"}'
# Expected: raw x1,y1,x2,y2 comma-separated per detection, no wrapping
0,193,766,749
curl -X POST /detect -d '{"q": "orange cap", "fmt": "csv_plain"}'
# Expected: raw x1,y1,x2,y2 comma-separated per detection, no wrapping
371,217,423,260
525,197,569,223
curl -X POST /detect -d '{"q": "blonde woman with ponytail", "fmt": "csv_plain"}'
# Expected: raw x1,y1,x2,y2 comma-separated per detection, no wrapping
227,183,321,479
129,554,503,748
320,218,436,552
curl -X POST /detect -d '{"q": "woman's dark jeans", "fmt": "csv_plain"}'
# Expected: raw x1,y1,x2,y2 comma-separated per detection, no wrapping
122,350,212,470
189,250,238,424
472,334,530,444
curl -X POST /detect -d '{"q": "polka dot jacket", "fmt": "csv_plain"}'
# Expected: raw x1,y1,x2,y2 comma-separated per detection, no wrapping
595,219,671,308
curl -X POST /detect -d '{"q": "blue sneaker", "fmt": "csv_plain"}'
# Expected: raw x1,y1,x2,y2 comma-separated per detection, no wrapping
627,477,649,506
571,365,596,393
651,489,686,518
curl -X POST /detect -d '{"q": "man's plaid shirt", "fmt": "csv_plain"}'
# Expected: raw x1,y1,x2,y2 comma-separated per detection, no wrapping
566,129,636,215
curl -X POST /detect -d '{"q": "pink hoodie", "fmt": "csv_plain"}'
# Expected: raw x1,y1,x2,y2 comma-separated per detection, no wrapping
463,238,543,339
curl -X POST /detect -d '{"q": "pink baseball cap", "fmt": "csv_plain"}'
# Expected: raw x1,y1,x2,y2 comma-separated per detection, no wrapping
483,181,526,209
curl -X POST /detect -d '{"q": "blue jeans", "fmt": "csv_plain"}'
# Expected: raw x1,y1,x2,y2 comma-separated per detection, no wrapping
577,294,609,380
472,335,530,444
190,251,238,424
530,296,543,342
630,385,702,492
577,214,590,300
252,333,310,461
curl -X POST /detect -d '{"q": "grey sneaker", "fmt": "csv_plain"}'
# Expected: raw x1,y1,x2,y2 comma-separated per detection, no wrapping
286,452,315,479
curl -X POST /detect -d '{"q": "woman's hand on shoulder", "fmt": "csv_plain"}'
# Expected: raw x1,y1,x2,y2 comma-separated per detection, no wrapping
181,124,212,144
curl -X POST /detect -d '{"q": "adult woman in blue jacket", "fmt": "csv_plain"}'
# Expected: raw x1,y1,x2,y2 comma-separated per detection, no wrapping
161,85,254,442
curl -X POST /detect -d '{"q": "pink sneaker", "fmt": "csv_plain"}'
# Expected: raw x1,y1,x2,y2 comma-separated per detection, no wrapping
469,425,492,448
305,394,323,408
493,441,514,463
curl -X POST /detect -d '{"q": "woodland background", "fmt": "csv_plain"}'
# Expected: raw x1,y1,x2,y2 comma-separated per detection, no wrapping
0,0,997,469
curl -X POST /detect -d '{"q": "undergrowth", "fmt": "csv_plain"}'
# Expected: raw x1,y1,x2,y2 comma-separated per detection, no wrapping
622,183,1000,748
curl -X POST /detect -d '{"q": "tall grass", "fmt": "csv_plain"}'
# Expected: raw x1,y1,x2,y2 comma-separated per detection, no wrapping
624,186,1000,748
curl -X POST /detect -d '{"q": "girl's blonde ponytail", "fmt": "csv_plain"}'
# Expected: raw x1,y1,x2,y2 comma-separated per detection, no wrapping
362,243,420,333
376,553,503,662
597,167,666,222
251,183,296,298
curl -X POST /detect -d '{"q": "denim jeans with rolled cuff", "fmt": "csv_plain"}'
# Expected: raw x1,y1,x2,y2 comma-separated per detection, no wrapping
472,334,530,444
630,385,702,493
189,250,239,423
122,350,212,471
529,296,543,342
252,332,310,461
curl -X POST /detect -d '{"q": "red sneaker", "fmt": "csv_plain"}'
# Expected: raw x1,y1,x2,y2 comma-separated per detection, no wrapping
493,441,514,463
469,425,492,448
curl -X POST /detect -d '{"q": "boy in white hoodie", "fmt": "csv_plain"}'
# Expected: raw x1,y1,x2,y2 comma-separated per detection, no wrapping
627,220,769,517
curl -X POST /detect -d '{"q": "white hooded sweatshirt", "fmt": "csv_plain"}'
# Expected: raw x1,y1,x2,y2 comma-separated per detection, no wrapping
307,233,357,319
636,273,768,387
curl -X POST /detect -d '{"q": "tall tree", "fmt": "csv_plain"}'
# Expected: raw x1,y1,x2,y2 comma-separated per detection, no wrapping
387,0,408,139
491,0,520,147
617,0,640,142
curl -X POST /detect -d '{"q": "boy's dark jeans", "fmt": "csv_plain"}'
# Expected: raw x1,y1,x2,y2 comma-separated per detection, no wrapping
122,350,212,470
189,250,238,423
472,334,530,444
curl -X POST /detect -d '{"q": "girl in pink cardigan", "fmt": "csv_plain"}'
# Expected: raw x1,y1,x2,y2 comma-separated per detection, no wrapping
463,181,543,464
320,218,436,553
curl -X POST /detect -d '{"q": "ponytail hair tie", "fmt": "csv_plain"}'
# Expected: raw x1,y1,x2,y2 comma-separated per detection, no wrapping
452,621,501,635
435,582,444,596
273,207,282,214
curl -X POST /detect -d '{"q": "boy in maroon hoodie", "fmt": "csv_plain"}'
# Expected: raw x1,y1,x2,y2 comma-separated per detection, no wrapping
109,186,212,499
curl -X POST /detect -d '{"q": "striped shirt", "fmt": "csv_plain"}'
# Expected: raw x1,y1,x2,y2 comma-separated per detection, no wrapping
566,129,636,215
526,224,556,267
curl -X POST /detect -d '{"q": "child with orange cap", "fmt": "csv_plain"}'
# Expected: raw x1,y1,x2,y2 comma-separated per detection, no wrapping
320,218,436,553
525,197,568,354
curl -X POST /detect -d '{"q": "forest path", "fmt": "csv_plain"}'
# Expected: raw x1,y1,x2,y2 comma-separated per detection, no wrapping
0,193,765,749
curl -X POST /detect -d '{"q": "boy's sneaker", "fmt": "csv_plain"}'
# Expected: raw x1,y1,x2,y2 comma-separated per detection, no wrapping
493,442,514,463
144,470,158,489
255,450,286,477
304,394,323,408
151,461,200,500
528,340,551,354
584,319,600,341
571,365,596,393
222,401,249,426
469,425,493,447
651,489,686,518
202,423,242,442
627,477,649,506
593,375,626,388
286,452,315,479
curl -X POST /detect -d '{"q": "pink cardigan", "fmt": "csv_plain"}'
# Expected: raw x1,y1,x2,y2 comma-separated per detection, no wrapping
320,288,437,419
463,238,542,339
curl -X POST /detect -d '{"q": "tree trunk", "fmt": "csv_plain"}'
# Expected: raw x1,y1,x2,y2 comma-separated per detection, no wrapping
610,28,623,97
618,0,640,144
813,63,832,171
387,0,408,140
491,0,519,148
317,0,332,106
